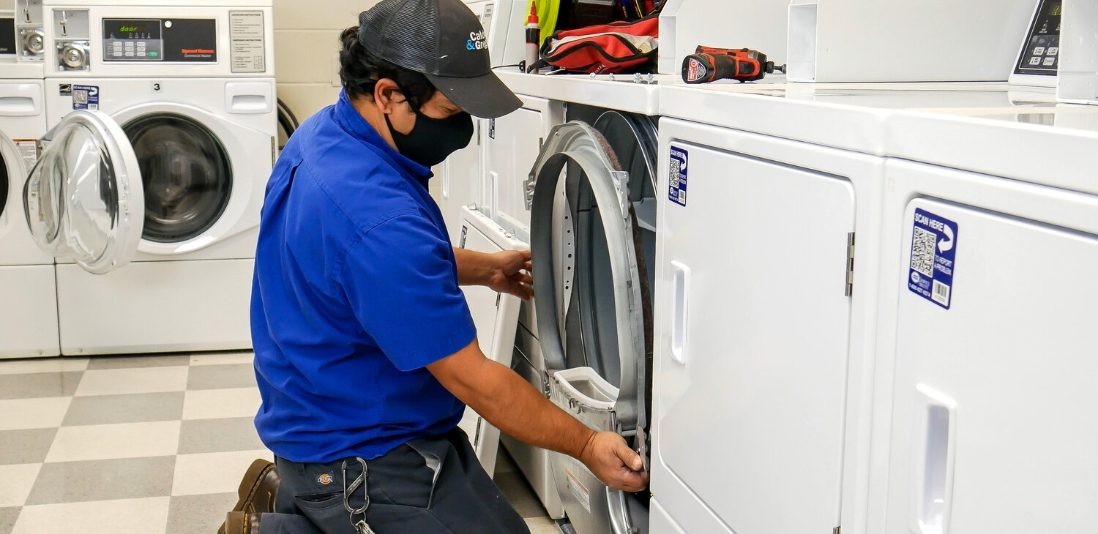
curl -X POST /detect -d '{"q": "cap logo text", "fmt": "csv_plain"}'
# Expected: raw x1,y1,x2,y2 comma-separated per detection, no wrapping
466,31,487,51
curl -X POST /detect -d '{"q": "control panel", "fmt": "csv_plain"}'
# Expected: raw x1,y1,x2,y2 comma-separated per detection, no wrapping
103,18,216,63
103,19,163,61
1015,0,1062,77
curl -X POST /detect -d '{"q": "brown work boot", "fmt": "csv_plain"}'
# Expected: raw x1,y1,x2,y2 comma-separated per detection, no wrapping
222,510,262,534
217,459,279,534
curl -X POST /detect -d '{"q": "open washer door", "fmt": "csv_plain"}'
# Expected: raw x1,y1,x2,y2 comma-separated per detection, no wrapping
529,113,657,534
24,110,143,274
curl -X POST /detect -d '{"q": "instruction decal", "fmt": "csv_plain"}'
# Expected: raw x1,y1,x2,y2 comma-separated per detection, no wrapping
229,11,266,73
72,85,99,111
668,146,688,207
907,208,958,309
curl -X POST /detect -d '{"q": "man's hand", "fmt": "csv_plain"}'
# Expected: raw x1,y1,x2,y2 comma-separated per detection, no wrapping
484,249,533,300
578,431,649,493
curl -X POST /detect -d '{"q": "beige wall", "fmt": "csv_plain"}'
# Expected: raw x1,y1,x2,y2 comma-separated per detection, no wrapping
274,0,443,198
273,0,381,124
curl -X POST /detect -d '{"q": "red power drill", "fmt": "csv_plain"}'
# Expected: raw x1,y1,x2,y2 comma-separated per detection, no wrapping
681,46,786,84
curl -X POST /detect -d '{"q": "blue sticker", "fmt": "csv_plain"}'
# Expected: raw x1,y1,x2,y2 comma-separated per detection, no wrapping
668,147,688,207
907,208,959,309
72,84,99,111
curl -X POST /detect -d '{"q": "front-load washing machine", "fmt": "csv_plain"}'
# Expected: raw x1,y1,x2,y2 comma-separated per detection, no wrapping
868,104,1098,534
0,4,57,358
23,0,275,355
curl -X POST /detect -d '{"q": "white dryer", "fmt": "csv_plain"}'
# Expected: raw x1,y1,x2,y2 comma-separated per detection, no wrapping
868,104,1098,534
24,0,275,355
0,4,56,358
650,101,885,534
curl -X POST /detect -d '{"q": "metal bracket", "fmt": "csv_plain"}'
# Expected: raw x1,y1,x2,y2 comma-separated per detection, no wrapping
845,232,856,297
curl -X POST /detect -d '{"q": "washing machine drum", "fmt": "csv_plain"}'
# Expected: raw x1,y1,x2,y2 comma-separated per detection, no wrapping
123,114,232,243
529,112,656,534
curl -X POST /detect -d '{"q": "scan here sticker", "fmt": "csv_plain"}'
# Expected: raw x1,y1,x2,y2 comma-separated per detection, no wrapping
907,208,959,309
668,147,687,207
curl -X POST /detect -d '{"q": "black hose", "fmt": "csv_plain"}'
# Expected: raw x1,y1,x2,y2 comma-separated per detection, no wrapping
276,97,300,148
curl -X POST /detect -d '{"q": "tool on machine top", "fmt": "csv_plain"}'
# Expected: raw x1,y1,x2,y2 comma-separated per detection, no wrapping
681,45,786,84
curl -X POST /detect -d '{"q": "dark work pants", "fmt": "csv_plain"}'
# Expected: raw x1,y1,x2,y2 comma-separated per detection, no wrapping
260,428,530,533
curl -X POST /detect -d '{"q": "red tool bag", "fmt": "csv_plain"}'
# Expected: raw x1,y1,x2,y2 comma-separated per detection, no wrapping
539,13,659,74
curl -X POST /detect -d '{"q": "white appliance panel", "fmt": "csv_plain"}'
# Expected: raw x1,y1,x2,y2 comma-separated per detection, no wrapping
0,265,59,358
655,141,854,533
883,193,1098,534
482,94,561,242
56,259,253,355
41,4,274,78
439,121,483,244
455,207,524,477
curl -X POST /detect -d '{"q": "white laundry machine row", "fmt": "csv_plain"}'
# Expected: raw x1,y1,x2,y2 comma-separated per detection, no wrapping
20,0,276,355
0,56,56,358
864,106,1098,534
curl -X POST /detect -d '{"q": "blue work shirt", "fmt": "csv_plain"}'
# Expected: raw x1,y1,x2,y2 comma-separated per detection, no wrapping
250,91,476,463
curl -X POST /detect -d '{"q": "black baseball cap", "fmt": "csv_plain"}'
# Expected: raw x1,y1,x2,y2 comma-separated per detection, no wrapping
358,0,522,119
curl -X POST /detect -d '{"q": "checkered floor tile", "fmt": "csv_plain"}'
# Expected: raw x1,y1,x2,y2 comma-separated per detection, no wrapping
0,352,553,534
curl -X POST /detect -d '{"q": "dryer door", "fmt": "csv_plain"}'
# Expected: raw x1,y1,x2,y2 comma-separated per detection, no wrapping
529,117,656,534
24,110,143,274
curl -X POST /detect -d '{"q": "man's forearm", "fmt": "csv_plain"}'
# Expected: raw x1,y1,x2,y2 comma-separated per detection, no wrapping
452,247,491,286
459,357,595,459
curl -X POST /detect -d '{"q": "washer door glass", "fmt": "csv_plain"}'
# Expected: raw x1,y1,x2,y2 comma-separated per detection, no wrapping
24,110,144,273
123,114,232,243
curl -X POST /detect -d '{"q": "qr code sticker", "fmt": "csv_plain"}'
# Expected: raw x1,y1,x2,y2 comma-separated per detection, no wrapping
669,157,681,190
910,226,936,277
73,91,87,105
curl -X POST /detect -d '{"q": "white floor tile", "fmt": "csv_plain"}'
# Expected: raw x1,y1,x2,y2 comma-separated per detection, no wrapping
171,449,273,496
45,421,181,462
0,358,89,375
14,496,169,534
182,388,261,420
0,464,42,507
75,366,189,397
189,352,254,366
0,397,71,430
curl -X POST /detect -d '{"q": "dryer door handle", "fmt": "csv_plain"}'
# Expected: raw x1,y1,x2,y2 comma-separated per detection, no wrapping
670,260,690,365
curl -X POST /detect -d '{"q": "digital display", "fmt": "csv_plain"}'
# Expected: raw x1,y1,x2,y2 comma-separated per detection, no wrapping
103,19,162,41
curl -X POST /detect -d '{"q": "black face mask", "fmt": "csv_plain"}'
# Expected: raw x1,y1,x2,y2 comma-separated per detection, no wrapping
385,107,474,167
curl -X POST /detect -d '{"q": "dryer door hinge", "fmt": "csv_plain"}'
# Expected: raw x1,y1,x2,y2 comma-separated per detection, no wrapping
845,232,856,297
